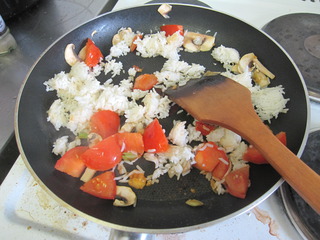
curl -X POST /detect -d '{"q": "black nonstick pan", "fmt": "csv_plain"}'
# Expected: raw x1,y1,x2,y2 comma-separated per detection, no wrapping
15,4,310,233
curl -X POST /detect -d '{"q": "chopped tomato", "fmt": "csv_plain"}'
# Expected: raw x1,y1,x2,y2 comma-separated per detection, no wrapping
243,131,287,164
81,134,122,171
80,171,116,199
212,157,231,180
195,121,215,136
130,34,143,52
116,132,145,159
224,165,250,199
143,118,169,153
194,142,227,172
276,131,287,146
160,24,184,36
243,145,267,164
90,110,120,139
54,146,88,178
84,38,103,67
133,74,158,91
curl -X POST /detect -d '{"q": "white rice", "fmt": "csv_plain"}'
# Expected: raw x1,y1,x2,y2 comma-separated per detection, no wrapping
155,59,206,90
144,145,195,182
211,45,240,70
135,31,183,60
52,136,81,156
251,85,289,123
168,121,188,146
45,26,290,195
104,59,123,77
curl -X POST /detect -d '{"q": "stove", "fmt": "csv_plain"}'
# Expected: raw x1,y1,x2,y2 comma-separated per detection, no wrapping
0,0,319,239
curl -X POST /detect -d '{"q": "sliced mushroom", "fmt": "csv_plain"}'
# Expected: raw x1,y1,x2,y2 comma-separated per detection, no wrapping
78,46,87,61
252,58,275,79
113,186,137,207
64,44,82,66
183,32,215,52
158,3,172,18
237,53,275,79
112,28,133,45
252,69,270,88
237,53,256,73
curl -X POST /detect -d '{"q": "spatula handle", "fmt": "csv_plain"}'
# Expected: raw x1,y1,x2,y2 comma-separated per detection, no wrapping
233,111,320,214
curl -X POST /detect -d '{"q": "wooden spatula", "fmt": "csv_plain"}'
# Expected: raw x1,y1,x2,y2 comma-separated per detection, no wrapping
166,75,320,214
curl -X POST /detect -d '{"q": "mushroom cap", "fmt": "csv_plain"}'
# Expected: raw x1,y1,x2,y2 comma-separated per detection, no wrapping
113,186,137,207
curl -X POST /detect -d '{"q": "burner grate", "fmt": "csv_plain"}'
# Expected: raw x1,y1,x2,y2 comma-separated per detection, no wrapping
263,13,320,101
280,130,320,240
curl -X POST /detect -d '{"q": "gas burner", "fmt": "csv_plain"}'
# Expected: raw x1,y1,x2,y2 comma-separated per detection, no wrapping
263,13,320,102
280,130,320,240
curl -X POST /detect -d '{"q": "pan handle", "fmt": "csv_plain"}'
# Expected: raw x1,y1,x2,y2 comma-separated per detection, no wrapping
109,229,155,240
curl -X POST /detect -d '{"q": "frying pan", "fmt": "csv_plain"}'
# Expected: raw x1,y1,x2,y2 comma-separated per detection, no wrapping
15,4,310,233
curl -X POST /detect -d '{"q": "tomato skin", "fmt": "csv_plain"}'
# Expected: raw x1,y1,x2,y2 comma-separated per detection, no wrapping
81,135,122,171
143,118,169,153
54,146,88,178
84,38,103,67
133,74,158,91
195,121,215,136
243,146,267,164
243,131,287,164
194,142,227,172
276,131,287,146
212,157,231,180
224,165,250,199
130,34,143,52
80,171,116,199
90,110,120,139
116,132,145,158
54,146,88,177
160,24,184,36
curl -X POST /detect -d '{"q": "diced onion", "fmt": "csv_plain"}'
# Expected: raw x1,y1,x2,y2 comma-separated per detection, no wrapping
80,168,97,182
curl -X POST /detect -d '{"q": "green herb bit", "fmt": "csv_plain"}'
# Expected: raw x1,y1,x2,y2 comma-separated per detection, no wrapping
122,152,138,161
78,132,89,139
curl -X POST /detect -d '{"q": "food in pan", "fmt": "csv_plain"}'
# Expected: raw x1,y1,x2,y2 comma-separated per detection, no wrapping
44,25,289,206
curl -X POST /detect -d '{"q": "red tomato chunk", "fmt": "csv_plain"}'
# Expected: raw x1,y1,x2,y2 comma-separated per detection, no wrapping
116,132,145,159
243,131,287,164
80,171,116,199
212,156,230,180
194,142,228,172
81,134,122,171
160,24,184,36
90,110,120,139
195,121,215,136
84,38,103,67
224,165,250,199
54,146,88,178
133,74,158,91
143,118,169,153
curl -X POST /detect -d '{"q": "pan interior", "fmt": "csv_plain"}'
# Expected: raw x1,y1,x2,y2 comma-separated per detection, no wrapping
16,4,308,231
